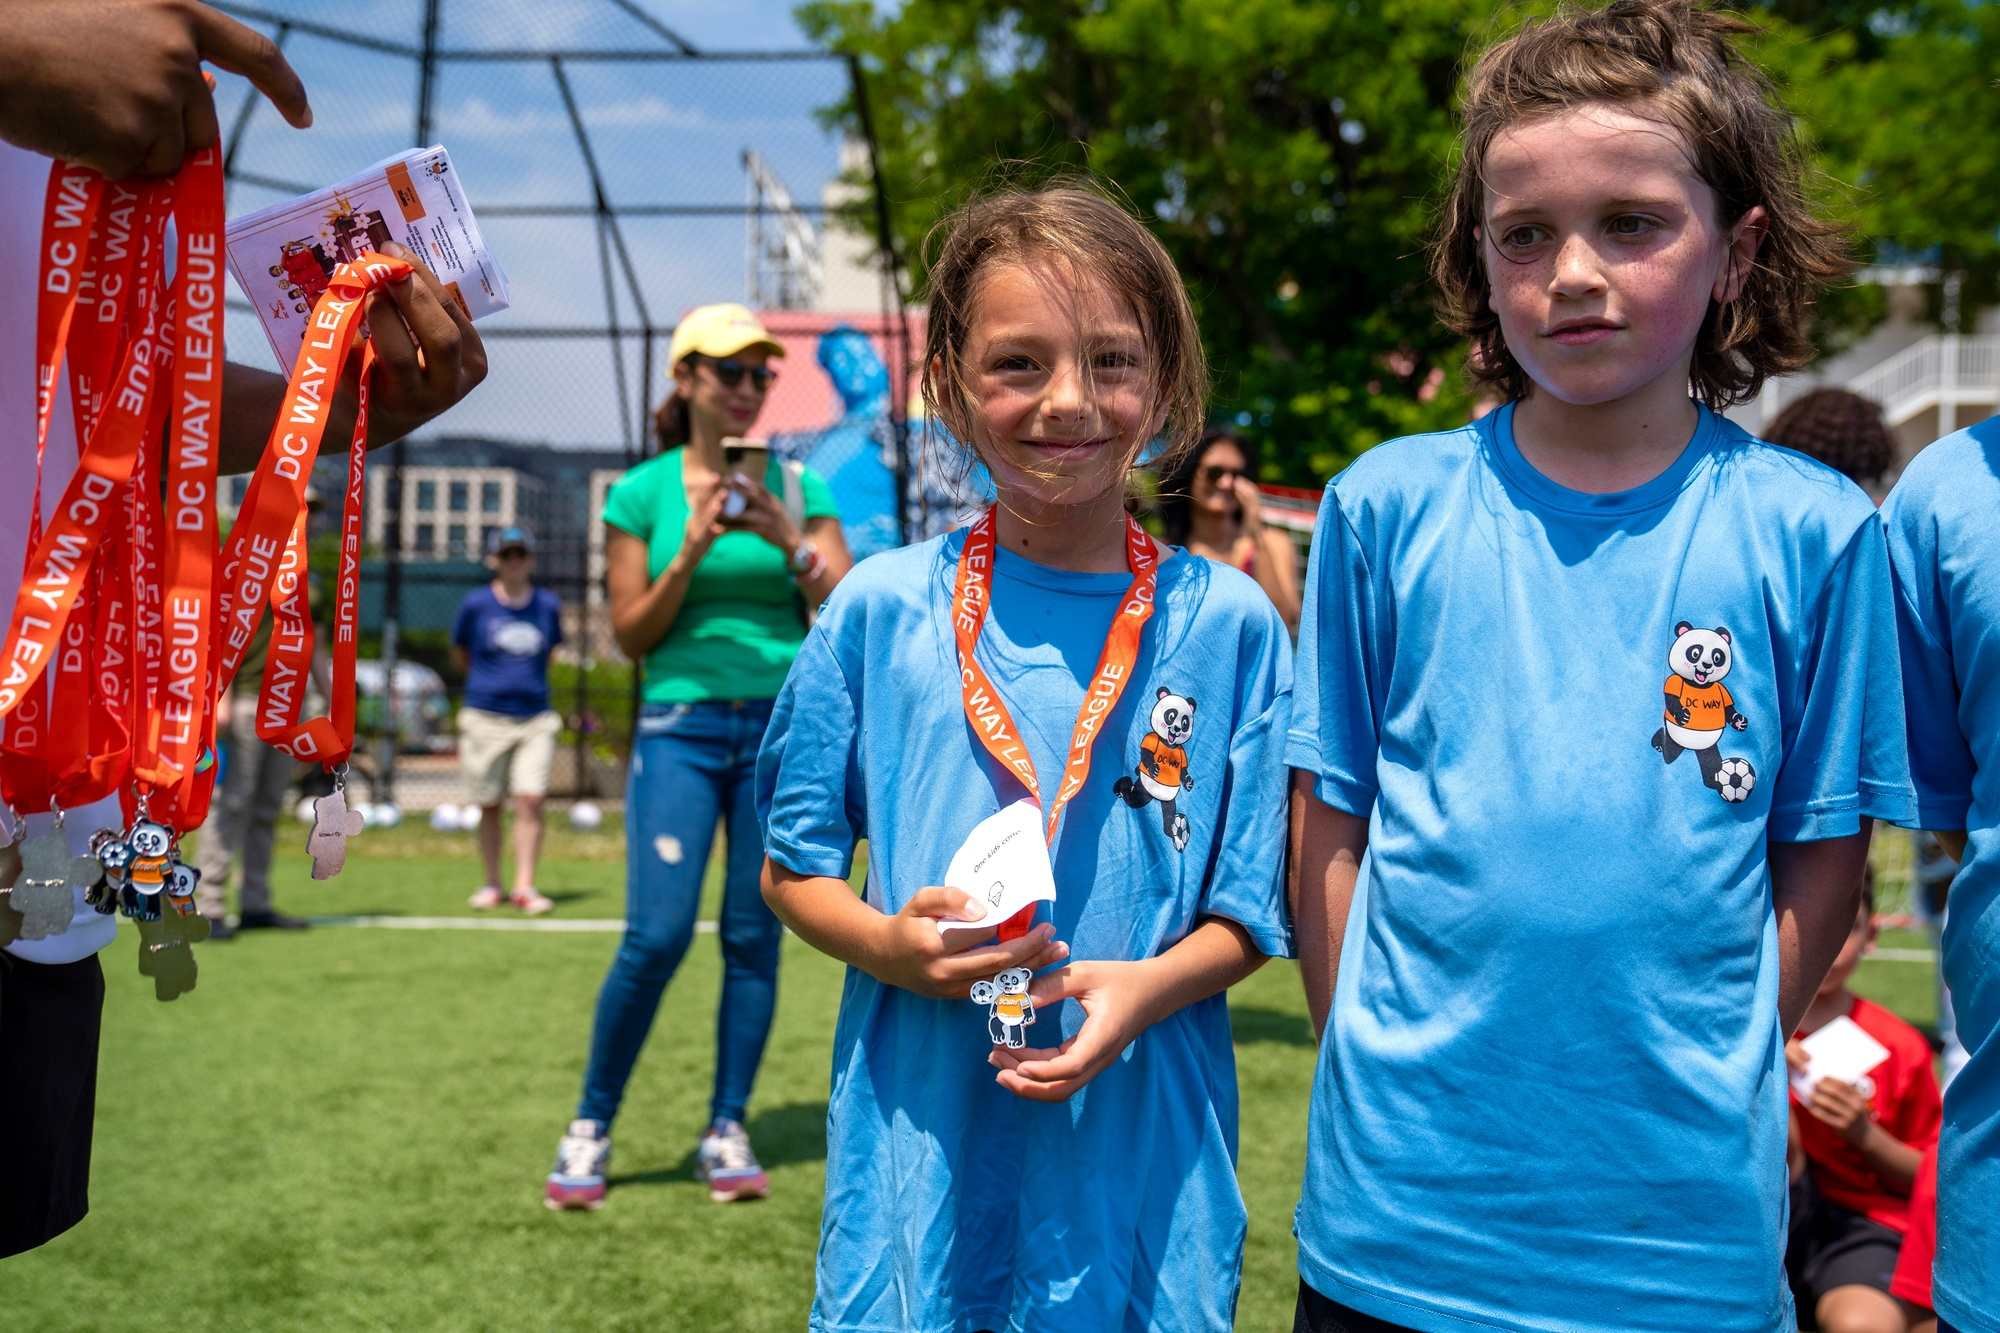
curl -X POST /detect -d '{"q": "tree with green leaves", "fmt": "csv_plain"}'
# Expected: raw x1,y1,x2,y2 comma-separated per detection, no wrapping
805,0,2000,481
1746,1,2000,332
804,0,1518,482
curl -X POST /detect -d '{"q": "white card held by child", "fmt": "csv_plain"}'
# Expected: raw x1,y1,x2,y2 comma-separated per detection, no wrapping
1791,1015,1892,1100
225,144,510,370
937,799,1056,936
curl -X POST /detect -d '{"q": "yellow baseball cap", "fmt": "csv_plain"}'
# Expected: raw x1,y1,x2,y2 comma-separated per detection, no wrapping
667,303,784,370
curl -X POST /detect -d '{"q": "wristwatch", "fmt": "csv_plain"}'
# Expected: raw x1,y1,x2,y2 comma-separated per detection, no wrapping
789,539,818,574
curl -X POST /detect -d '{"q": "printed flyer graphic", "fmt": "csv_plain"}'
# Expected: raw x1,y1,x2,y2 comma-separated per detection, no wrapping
225,145,511,369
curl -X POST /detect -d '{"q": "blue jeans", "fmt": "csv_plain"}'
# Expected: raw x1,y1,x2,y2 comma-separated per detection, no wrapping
578,700,781,1128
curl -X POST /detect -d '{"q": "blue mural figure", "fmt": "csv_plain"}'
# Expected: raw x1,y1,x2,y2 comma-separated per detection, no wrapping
772,324,990,559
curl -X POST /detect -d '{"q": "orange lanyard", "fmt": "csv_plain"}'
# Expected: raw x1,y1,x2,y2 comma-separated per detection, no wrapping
226,255,403,769
0,177,172,804
950,506,1159,937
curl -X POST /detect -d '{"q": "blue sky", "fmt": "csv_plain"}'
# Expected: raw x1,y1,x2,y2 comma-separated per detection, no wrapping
213,0,861,450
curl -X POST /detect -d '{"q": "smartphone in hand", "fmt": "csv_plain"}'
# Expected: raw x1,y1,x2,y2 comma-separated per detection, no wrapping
719,437,770,519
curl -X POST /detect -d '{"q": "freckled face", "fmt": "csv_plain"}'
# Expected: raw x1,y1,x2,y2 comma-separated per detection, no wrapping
956,261,1158,512
1480,104,1750,408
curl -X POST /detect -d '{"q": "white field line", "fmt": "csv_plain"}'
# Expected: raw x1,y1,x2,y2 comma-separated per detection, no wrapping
304,916,1940,963
308,914,702,934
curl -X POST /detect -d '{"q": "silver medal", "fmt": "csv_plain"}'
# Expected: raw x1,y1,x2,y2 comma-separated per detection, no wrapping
307,782,364,880
9,825,100,941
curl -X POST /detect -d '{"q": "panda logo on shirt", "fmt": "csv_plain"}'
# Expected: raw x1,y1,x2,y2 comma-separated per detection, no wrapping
1114,687,1197,851
1650,621,1756,802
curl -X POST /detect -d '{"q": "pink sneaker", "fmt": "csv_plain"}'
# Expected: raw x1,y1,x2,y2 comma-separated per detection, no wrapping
511,888,554,916
468,886,504,910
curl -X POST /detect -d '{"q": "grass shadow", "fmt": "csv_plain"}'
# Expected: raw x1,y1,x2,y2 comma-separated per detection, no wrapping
607,1101,829,1190
1232,1005,1316,1049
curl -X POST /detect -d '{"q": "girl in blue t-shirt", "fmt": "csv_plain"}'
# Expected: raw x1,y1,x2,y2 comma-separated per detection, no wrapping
756,185,1293,1332
1288,4,1912,1332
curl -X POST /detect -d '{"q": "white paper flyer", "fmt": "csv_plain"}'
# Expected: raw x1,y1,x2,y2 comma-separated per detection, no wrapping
225,145,510,369
1791,1015,1891,1100
937,799,1056,936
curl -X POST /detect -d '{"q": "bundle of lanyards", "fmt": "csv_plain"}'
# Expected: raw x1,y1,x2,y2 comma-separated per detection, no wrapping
0,131,409,949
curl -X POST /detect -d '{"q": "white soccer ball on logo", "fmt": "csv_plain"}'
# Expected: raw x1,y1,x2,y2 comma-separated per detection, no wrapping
1716,758,1756,803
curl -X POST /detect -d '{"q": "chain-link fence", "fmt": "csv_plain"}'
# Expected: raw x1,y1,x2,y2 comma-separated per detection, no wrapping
206,1,915,812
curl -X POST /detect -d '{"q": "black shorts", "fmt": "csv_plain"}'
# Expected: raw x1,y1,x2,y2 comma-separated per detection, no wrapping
1295,1281,1423,1333
1786,1174,1903,1320
0,952,104,1259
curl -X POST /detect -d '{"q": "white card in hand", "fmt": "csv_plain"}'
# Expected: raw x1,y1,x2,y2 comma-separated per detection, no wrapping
937,799,1055,935
1791,1015,1891,1100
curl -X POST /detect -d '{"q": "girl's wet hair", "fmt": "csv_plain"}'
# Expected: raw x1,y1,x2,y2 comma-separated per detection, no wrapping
1432,0,1849,408
920,182,1208,476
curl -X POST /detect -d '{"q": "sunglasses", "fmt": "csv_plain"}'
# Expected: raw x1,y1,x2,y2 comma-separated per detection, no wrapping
1199,464,1245,486
496,547,531,560
695,355,778,392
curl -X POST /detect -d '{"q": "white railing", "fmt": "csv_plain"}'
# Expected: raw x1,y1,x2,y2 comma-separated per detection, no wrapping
1761,334,2000,428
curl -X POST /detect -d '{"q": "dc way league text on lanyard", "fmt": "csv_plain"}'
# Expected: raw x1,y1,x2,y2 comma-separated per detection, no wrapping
0,121,408,965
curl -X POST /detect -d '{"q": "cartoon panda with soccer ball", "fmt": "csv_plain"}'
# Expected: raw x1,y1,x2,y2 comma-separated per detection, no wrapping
1113,687,1198,851
970,967,1037,1049
1650,621,1756,801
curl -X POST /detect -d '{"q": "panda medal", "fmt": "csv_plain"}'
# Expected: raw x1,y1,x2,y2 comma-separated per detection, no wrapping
947,507,1161,1044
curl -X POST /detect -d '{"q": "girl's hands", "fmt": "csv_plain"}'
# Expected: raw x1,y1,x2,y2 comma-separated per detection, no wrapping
988,960,1165,1102
868,888,1069,1000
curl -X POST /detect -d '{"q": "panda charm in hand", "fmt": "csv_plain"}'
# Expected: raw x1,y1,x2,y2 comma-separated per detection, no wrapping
1651,621,1756,802
1114,687,1198,851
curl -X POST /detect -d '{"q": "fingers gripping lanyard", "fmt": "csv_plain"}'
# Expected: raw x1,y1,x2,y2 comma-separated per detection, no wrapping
950,506,1159,948
217,254,405,774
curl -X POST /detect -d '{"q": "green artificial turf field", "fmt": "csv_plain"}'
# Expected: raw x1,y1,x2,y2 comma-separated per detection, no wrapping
4,822,1937,1330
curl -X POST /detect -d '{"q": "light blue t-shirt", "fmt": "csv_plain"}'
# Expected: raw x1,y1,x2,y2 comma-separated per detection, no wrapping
1882,416,2000,1333
1286,403,1913,1332
757,532,1292,1333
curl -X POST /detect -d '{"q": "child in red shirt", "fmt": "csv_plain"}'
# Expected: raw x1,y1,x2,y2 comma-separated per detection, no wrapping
1786,875,1942,1333
1890,1147,1941,1333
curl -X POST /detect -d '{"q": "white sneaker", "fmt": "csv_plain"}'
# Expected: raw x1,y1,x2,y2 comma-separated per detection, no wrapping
695,1118,769,1203
545,1119,610,1211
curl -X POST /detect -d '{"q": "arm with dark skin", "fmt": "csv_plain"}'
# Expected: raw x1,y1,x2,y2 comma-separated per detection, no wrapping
216,243,487,475
1772,825,1873,1034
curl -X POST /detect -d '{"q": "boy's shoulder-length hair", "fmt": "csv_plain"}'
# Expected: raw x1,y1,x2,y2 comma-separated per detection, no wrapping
1431,0,1850,409
919,179,1210,474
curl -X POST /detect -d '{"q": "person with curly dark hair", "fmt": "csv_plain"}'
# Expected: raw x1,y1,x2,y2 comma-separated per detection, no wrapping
1766,387,1897,491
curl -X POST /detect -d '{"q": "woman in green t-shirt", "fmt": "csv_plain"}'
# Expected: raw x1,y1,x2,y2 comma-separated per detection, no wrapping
546,305,851,1212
